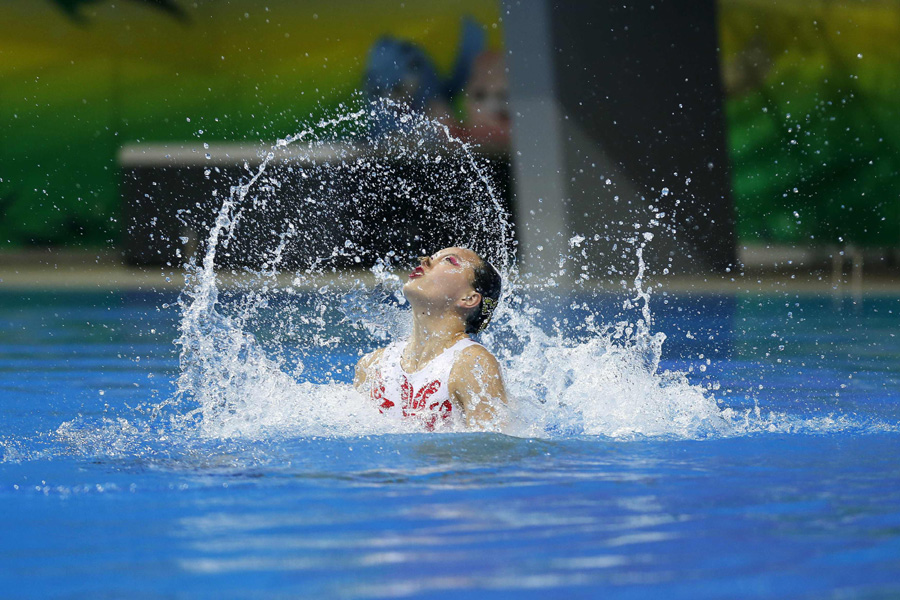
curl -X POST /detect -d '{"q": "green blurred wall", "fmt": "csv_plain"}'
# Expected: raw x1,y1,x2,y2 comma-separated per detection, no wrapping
719,0,900,247
0,0,502,248
3,1,898,250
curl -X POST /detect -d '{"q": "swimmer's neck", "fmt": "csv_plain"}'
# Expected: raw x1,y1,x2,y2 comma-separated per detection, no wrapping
406,309,469,362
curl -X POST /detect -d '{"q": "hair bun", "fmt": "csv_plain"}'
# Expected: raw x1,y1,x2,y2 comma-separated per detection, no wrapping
476,296,498,333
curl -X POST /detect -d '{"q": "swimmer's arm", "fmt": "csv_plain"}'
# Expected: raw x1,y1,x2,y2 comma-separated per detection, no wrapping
449,346,508,431
353,347,385,392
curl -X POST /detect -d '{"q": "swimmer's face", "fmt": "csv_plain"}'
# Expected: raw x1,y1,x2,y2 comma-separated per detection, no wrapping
403,246,482,310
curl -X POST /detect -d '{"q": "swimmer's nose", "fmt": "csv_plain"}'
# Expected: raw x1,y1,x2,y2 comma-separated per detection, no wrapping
419,255,431,269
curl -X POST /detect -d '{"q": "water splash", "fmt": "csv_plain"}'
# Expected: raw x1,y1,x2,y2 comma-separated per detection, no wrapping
157,98,736,441
41,99,896,456
165,99,519,439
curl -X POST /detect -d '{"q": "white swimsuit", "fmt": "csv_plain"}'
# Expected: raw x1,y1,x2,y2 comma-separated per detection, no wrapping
369,338,482,431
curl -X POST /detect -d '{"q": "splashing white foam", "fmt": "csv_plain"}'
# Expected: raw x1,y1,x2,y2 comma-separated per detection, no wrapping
155,99,744,441
41,99,894,457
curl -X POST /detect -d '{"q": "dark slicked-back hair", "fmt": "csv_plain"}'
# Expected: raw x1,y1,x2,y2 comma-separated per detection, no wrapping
465,255,502,335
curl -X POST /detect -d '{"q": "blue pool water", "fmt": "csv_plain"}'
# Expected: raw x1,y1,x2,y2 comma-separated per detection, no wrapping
2,289,900,598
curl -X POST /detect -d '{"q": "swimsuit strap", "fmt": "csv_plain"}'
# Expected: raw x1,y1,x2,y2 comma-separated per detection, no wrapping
445,337,481,359
397,337,481,373
404,337,482,385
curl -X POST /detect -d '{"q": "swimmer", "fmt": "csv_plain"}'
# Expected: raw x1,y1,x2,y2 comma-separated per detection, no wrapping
354,247,507,431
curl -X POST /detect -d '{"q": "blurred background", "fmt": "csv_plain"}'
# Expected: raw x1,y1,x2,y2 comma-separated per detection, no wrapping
1,0,898,282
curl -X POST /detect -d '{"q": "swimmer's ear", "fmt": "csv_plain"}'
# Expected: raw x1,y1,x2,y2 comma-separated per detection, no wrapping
459,291,481,310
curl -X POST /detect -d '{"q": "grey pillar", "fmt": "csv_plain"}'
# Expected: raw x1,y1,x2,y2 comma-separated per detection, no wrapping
504,0,569,274
504,0,735,277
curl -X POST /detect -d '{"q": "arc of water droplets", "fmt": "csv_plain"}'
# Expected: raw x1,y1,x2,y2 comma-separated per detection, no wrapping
201,106,370,281
385,98,516,278
634,245,652,333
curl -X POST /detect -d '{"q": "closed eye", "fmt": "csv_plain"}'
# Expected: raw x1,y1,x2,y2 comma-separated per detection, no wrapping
446,256,460,266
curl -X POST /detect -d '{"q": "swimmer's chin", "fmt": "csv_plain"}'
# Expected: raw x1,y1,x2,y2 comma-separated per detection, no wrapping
401,279,421,298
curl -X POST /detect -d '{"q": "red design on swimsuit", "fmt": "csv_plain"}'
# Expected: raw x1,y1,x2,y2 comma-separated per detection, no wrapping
373,375,452,431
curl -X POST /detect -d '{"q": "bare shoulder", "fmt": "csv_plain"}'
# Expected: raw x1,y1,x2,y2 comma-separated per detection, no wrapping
449,343,505,394
449,343,507,430
357,346,386,370
453,343,502,374
354,346,387,390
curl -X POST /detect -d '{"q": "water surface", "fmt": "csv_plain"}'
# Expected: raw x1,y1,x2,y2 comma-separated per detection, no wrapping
2,290,898,598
